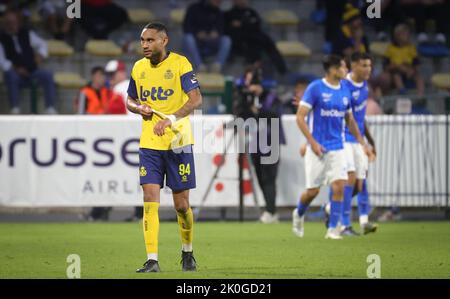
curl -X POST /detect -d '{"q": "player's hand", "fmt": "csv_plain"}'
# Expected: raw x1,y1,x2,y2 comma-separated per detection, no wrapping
368,151,376,163
368,145,377,162
362,144,373,158
139,105,153,116
153,119,172,136
299,143,307,157
310,140,325,158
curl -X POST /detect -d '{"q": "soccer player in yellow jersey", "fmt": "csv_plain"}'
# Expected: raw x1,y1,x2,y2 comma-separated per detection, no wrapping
126,23,202,273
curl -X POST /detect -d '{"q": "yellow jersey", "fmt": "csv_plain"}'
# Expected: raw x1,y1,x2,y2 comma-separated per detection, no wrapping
127,52,199,150
384,43,418,66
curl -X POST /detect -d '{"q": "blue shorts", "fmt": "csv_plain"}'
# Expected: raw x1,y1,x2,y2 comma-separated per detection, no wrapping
139,145,196,191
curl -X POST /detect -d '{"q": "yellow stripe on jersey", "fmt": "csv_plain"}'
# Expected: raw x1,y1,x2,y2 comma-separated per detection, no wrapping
128,52,199,150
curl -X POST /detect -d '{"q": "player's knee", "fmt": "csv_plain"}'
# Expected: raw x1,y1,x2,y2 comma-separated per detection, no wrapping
175,203,189,214
347,172,356,186
331,180,345,198
355,180,364,193
143,191,159,202
306,188,319,199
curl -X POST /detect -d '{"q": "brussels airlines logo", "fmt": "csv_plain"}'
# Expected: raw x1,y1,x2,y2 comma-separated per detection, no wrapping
140,86,174,101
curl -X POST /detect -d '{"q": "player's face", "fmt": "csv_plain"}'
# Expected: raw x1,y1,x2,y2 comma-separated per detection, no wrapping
335,60,348,80
140,28,168,60
353,59,372,81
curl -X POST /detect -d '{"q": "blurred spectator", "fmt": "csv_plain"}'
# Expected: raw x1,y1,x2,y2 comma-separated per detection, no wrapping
105,59,130,115
78,65,126,221
0,0,34,15
235,63,286,224
323,0,346,46
182,0,231,72
104,60,143,221
366,96,383,115
0,9,57,114
76,66,126,114
79,0,128,39
224,0,287,74
400,0,449,45
279,78,310,114
332,3,369,57
377,23,425,96
367,0,404,41
38,0,74,40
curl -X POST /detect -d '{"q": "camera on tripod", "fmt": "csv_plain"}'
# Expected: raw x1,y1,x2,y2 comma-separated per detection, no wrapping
234,64,265,119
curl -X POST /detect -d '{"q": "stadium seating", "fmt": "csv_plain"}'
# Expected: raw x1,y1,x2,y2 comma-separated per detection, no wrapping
276,41,311,58
264,9,299,26
127,8,155,24
53,72,87,89
369,41,389,57
170,8,185,25
47,40,75,57
431,73,450,90
196,72,225,91
85,40,122,57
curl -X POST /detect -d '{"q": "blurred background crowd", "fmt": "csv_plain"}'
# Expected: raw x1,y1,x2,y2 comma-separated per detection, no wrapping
0,0,449,116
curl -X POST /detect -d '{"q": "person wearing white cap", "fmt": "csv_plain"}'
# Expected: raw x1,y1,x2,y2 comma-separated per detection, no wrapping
105,59,143,221
105,59,135,115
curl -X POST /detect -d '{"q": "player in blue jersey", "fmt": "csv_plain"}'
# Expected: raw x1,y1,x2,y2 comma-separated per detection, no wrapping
292,55,372,240
339,52,377,236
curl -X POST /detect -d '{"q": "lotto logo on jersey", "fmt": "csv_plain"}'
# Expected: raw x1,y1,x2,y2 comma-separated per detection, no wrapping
140,86,174,101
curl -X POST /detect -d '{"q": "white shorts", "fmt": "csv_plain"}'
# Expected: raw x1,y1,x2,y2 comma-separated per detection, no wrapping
344,142,368,179
304,147,348,189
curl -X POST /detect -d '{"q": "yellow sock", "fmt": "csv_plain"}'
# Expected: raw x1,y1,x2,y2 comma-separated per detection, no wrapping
176,207,194,252
143,202,160,260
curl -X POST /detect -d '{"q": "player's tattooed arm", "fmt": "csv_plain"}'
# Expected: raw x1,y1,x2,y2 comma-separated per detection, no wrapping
296,105,324,157
153,88,202,136
346,112,371,157
126,96,152,117
173,87,203,120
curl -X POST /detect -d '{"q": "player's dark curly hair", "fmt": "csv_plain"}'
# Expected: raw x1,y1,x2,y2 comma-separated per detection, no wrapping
144,22,168,36
322,54,343,72
350,52,372,63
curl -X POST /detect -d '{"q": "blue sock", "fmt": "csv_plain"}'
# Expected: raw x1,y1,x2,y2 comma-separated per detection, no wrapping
297,201,309,217
341,186,354,227
357,180,370,216
329,200,343,229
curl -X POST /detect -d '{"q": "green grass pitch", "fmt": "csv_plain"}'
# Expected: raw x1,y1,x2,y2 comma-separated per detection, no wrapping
0,221,449,278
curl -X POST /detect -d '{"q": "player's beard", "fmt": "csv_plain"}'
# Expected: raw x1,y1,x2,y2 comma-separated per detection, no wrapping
149,51,163,65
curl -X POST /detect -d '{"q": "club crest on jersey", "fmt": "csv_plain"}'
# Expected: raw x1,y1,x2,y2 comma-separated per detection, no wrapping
352,90,360,100
164,69,173,79
343,96,349,106
140,72,146,79
140,166,147,177
140,86,174,101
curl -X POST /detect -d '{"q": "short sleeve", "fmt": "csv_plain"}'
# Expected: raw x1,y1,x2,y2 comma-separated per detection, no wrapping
127,68,138,100
299,82,317,109
180,57,199,93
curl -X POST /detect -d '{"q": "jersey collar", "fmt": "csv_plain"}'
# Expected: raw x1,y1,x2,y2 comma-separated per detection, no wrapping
322,78,340,90
346,73,364,88
150,51,171,67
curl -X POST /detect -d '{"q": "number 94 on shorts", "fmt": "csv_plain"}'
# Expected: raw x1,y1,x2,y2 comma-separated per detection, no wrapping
139,145,196,191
